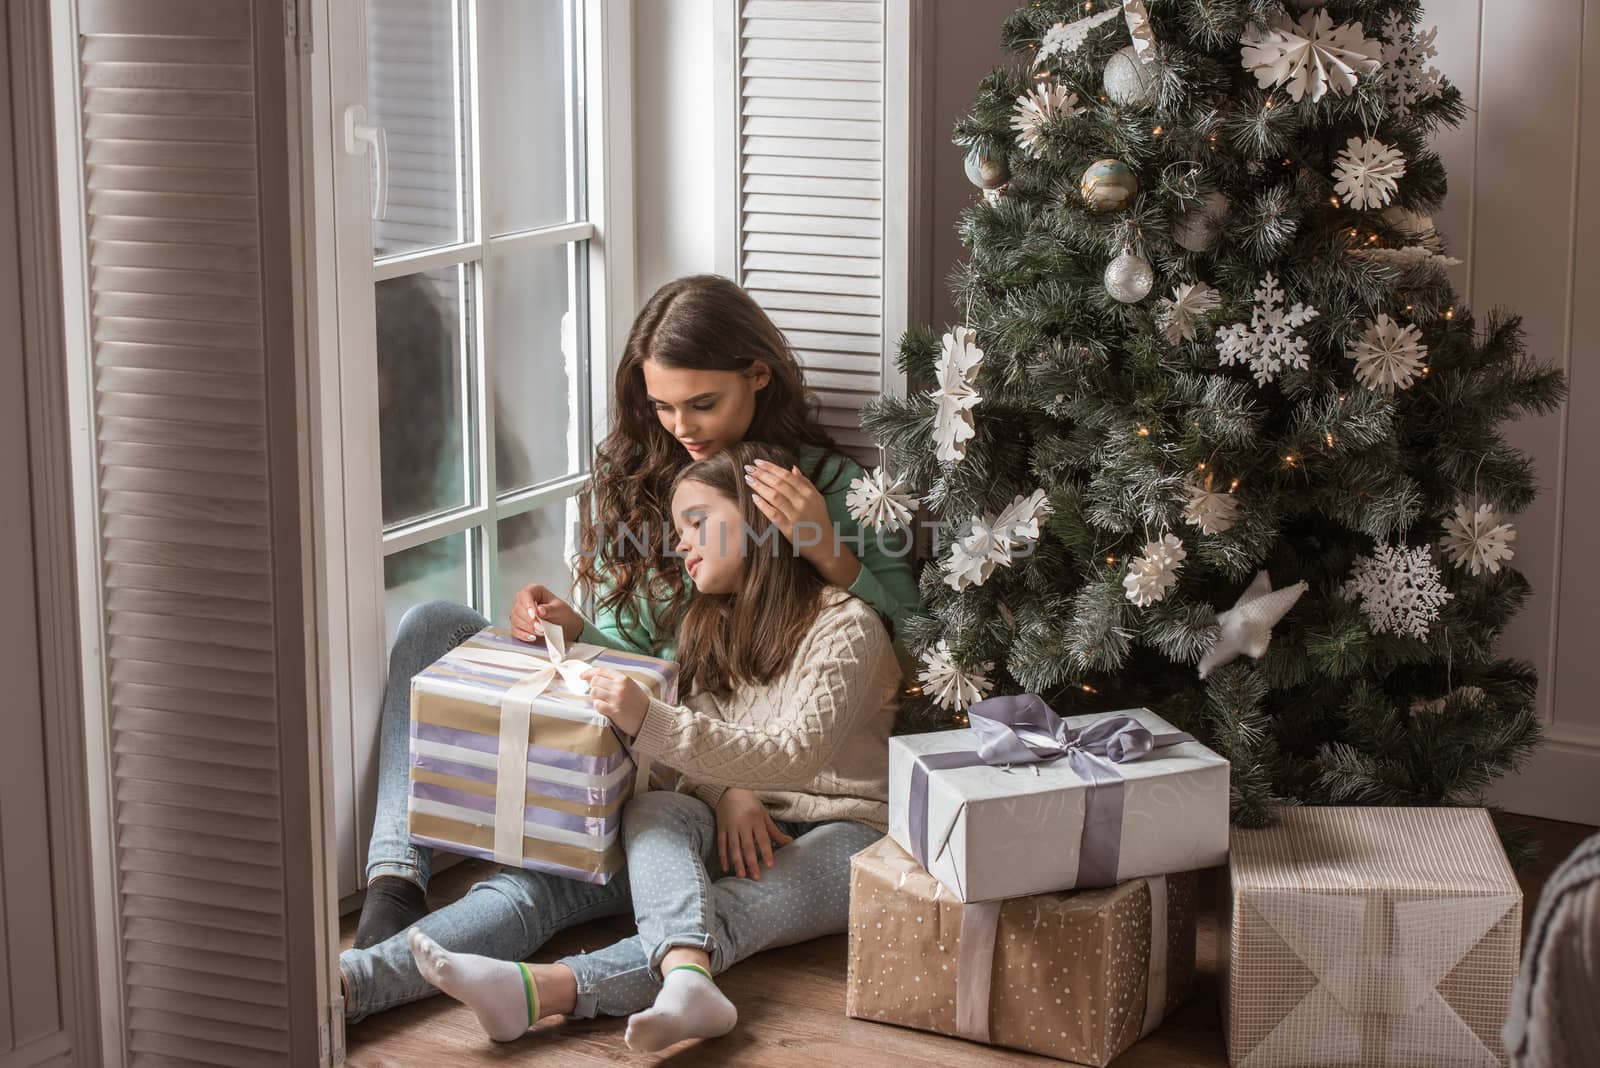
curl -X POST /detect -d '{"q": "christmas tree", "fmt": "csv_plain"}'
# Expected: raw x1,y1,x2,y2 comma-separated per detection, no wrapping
857,0,1566,854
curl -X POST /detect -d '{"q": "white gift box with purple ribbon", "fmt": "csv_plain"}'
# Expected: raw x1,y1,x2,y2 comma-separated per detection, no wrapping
888,696,1230,902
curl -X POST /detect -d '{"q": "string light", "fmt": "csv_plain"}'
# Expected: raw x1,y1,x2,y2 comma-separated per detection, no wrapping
1081,683,1098,694
1196,461,1207,470
1283,453,1298,467
1422,366,1431,376
1137,425,1151,437
1229,478,1240,491
1330,195,1341,207
1105,554,1118,565
1325,432,1335,447
1445,306,1455,320
1153,126,1164,137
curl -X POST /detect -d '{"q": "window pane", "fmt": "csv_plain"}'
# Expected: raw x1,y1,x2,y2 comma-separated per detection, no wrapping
479,0,584,235
495,502,579,626
491,242,585,494
366,0,473,256
384,533,472,648
376,267,473,527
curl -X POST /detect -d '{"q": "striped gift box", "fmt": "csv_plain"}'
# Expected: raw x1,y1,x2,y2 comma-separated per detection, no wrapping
406,626,679,885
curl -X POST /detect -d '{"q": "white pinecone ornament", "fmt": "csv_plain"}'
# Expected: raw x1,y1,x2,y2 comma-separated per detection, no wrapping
918,639,994,712
1440,503,1517,576
1349,313,1427,393
1333,136,1406,210
1123,533,1187,607
845,467,918,533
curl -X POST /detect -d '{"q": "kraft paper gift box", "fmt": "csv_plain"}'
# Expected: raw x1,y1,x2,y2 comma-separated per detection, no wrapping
846,836,1198,1066
888,694,1230,902
1224,806,1523,1068
407,626,678,885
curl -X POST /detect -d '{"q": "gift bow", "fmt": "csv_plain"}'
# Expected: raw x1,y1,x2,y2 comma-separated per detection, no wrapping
908,694,1192,892
439,628,609,865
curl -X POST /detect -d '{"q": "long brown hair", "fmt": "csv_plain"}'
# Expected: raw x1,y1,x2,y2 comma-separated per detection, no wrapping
668,443,840,698
573,274,847,651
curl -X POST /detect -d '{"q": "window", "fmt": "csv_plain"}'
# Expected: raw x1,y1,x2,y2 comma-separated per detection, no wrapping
317,0,633,899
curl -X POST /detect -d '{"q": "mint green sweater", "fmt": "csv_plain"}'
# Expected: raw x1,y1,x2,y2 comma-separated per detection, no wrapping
575,446,919,674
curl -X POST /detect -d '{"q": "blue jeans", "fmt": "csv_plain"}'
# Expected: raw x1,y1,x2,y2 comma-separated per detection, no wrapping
561,791,880,1018
341,793,879,1021
365,598,490,888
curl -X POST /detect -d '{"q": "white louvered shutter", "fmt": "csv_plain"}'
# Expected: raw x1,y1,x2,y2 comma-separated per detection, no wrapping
733,0,913,463
74,0,324,1063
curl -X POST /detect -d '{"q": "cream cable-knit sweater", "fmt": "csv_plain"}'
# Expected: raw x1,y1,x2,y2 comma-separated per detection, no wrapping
629,592,902,832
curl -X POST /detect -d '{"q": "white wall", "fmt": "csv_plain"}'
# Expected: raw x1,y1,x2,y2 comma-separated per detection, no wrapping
632,0,719,304
1429,0,1599,825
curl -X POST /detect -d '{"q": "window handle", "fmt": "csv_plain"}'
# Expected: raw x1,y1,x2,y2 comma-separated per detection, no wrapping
342,104,389,222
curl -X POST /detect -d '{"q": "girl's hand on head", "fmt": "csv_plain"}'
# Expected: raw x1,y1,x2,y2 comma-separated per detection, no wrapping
510,583,583,644
713,788,792,881
582,667,649,735
744,459,832,560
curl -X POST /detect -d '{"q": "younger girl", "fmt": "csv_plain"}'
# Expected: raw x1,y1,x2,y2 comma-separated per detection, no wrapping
406,441,901,1051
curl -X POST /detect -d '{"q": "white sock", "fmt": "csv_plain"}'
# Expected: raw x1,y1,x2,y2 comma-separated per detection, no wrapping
624,964,738,1052
408,928,535,1042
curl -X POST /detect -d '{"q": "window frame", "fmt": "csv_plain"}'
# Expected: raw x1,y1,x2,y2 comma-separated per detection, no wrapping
308,0,635,902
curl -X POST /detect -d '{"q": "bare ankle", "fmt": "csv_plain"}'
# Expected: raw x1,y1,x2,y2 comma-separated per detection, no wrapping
532,963,578,1018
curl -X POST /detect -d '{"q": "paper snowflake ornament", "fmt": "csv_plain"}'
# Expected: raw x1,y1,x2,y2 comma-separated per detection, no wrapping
918,639,994,712
1333,136,1406,210
942,489,1051,591
1156,282,1222,345
1123,533,1187,607
1197,571,1308,679
1215,273,1320,386
1183,474,1239,535
1034,8,1120,68
1349,313,1427,393
1441,502,1517,576
930,325,984,463
1240,9,1381,103
1379,12,1443,119
845,467,918,533
1344,544,1454,640
1011,84,1082,160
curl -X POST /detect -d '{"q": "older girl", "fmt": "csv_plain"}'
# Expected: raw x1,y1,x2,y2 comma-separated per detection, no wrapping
339,274,917,1020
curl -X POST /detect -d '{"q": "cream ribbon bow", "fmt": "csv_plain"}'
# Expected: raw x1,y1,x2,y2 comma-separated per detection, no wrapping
441,628,606,864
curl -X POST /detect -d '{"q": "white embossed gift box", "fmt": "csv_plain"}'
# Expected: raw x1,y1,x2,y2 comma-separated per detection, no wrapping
406,626,678,885
887,694,1230,902
1224,806,1523,1068
846,835,1198,1066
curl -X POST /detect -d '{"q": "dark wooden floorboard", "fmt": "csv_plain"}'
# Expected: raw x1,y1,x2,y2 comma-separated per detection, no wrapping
342,814,1592,1066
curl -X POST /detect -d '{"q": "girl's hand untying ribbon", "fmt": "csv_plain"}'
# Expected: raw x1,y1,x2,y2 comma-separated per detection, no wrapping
583,667,650,735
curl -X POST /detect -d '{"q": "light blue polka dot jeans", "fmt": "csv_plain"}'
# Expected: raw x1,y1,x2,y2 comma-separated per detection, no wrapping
340,786,881,1021
559,790,883,1018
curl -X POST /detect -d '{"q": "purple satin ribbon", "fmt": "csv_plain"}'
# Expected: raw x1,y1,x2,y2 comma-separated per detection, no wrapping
907,694,1193,890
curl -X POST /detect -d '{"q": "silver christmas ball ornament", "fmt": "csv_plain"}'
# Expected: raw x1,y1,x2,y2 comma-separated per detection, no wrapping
1172,191,1230,253
964,146,1009,191
1103,45,1160,108
1104,248,1155,303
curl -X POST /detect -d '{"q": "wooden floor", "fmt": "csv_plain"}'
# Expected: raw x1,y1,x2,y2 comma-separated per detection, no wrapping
342,814,1594,1067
